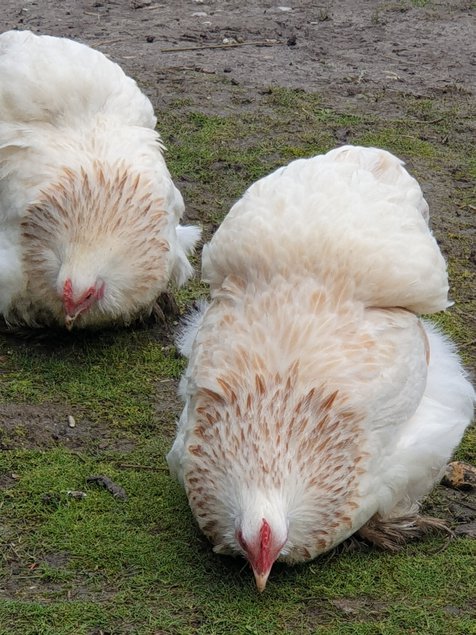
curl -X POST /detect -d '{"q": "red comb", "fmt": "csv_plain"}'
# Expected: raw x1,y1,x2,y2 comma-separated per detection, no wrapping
63,278,73,299
260,518,271,548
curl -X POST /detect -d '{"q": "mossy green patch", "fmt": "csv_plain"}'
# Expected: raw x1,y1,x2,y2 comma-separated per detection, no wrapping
0,330,183,431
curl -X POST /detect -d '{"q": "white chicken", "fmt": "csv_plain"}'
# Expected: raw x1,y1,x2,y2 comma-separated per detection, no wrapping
0,30,200,329
167,145,475,592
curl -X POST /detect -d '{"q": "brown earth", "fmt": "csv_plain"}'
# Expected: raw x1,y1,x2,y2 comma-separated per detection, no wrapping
2,0,474,103
0,403,136,452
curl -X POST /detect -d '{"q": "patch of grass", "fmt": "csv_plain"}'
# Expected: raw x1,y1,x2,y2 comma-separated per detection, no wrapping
0,81,474,635
356,127,436,159
0,330,183,431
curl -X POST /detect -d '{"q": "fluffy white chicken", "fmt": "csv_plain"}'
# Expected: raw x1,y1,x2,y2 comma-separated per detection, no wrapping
0,30,200,328
168,145,475,592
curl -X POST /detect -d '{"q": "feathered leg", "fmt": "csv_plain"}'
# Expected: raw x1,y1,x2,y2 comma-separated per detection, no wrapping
152,291,179,323
356,512,452,551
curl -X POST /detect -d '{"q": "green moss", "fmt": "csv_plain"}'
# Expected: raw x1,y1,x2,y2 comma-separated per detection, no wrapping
0,331,184,430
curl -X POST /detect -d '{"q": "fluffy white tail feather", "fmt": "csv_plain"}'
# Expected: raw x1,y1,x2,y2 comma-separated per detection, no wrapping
175,299,209,358
176,224,202,255
379,320,475,517
172,225,202,287
325,145,430,222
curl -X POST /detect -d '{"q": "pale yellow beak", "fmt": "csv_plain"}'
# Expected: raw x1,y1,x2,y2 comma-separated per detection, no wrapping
64,314,77,331
253,569,271,593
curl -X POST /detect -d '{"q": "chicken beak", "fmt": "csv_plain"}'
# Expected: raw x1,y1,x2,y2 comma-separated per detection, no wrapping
253,569,271,593
65,314,77,331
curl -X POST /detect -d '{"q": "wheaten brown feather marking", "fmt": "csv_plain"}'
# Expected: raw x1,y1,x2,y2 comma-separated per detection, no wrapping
16,162,173,326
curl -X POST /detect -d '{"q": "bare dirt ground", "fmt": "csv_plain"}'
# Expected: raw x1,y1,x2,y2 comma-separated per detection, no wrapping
2,0,475,102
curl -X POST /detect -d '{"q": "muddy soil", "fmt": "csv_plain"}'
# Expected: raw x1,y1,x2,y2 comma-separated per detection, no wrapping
0,403,136,452
2,0,475,103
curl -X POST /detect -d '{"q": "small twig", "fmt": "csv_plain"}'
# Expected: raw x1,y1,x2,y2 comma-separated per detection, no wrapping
382,69,401,80
87,475,128,501
424,116,446,125
193,67,217,75
169,66,217,75
161,65,197,72
401,116,446,125
7,543,22,560
115,462,168,472
161,40,279,53
390,116,446,125
93,38,124,47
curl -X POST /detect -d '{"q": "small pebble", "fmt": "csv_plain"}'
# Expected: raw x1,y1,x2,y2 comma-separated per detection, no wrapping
131,0,152,7
66,490,87,499
68,415,76,428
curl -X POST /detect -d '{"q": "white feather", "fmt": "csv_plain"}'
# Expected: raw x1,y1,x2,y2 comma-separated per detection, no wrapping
372,321,475,517
175,299,209,359
202,145,448,314
172,224,203,287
